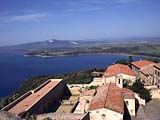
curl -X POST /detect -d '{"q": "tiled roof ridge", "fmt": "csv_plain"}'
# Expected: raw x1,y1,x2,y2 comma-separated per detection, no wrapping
103,63,136,77
6,79,62,115
106,83,124,114
104,83,110,108
131,60,154,68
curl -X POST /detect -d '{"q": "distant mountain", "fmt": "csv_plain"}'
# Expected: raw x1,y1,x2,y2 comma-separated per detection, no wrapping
0,39,113,51
0,37,160,51
0,39,84,51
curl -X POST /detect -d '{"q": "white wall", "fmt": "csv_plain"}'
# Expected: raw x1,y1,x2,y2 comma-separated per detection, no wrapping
102,76,116,84
124,99,135,116
90,77,103,86
121,74,136,84
150,89,160,99
135,93,145,106
90,108,123,120
102,74,136,88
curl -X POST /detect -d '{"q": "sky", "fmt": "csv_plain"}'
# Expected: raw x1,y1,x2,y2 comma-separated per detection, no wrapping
0,0,160,46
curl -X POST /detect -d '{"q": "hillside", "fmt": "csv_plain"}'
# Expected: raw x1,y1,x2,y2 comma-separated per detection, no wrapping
0,68,104,109
0,39,160,58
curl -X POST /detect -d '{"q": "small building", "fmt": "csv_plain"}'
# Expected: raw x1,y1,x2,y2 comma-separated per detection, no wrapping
131,60,154,77
1,79,71,115
131,60,160,86
74,89,96,114
102,64,136,88
139,63,157,85
88,83,135,120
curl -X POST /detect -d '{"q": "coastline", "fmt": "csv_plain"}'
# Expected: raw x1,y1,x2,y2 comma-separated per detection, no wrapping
24,52,160,60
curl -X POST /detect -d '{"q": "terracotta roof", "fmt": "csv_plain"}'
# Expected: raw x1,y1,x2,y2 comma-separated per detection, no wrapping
140,63,156,76
103,64,136,77
8,79,62,115
122,88,135,99
105,84,124,114
154,63,160,69
88,84,134,114
131,60,154,69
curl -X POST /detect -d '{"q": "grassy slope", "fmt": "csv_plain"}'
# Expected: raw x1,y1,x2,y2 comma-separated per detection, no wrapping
0,68,104,109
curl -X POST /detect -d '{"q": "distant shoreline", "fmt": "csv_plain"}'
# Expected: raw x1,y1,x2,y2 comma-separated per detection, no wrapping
24,52,160,60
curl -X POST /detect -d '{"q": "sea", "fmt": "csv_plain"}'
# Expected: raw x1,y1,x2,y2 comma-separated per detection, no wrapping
0,51,144,97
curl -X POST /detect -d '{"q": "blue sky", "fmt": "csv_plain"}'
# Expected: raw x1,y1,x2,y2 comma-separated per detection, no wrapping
0,0,160,46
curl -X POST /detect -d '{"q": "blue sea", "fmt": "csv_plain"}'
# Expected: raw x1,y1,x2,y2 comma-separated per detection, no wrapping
0,51,143,97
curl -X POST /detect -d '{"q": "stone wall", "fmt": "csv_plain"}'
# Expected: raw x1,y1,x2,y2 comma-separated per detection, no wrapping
89,108,123,120
28,80,71,114
150,89,160,99
36,112,89,120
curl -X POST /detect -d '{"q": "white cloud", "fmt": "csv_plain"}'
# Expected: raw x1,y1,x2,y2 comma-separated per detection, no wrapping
0,13,49,23
64,0,106,13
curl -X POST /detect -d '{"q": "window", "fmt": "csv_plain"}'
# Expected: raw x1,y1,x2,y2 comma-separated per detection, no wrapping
125,101,129,106
118,79,121,84
155,70,157,75
102,114,106,117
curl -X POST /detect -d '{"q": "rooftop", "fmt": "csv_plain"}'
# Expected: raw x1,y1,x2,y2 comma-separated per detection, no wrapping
88,83,134,114
140,63,156,76
154,63,160,69
103,64,136,77
7,79,62,115
131,60,154,69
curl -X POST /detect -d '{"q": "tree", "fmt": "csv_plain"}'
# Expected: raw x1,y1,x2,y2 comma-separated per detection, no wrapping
128,56,133,63
129,79,151,102
128,56,133,68
123,79,131,88
115,59,128,65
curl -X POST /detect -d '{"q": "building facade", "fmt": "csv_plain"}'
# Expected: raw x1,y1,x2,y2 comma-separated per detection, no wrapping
102,64,136,88
153,63,160,87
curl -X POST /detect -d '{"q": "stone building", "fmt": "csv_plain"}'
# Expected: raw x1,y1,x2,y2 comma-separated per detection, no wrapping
153,63,160,87
1,79,71,115
140,63,157,85
131,60,160,86
102,64,136,88
88,83,135,120
131,60,154,77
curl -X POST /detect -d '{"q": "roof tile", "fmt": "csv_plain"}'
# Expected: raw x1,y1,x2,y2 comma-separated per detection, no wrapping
131,60,154,69
89,83,135,114
103,64,136,77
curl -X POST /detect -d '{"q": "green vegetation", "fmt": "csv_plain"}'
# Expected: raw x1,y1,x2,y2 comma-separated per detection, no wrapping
115,56,134,67
26,42,160,59
0,68,104,109
115,59,128,65
123,79,132,88
87,85,99,90
124,79,151,102
107,45,160,58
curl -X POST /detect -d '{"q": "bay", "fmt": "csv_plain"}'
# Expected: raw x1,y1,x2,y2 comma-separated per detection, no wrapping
0,51,142,97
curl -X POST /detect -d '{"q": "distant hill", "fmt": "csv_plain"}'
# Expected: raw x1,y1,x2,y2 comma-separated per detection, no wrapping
0,38,160,57
0,39,82,51
0,39,112,51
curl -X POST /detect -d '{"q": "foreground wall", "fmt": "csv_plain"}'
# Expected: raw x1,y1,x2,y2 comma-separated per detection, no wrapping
150,89,160,99
89,108,123,120
27,80,71,114
124,98,135,116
